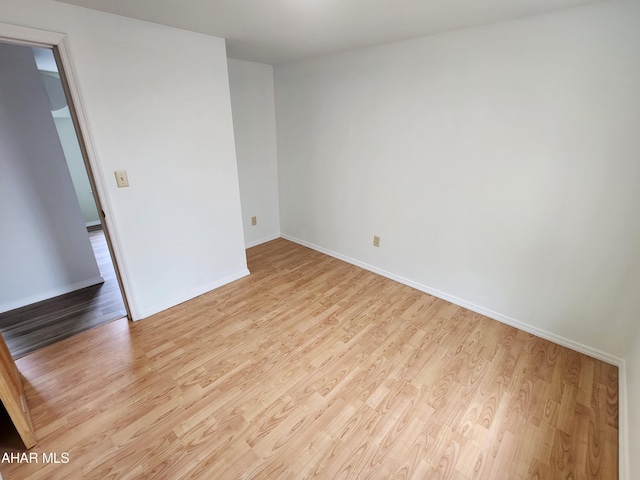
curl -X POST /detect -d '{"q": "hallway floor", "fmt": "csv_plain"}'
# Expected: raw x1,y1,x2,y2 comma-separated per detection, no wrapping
0,229,127,358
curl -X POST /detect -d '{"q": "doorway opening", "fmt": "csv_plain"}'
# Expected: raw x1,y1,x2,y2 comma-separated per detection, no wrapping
0,35,131,359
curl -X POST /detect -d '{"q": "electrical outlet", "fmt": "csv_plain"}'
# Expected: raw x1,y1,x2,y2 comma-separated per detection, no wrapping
373,235,380,247
251,216,257,226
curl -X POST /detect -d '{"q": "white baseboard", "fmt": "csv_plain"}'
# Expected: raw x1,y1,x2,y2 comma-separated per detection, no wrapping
245,233,281,249
136,268,250,320
281,233,629,480
619,361,629,480
85,220,101,227
0,275,105,314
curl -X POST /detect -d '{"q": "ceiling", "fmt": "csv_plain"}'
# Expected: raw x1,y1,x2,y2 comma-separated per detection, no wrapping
56,0,601,64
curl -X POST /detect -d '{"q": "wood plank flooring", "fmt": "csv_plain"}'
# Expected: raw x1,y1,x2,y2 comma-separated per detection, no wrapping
0,229,127,358
0,239,618,479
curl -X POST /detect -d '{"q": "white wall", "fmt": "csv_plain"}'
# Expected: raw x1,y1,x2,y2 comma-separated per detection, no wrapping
0,0,248,319
0,42,102,313
228,59,280,248
54,117,101,226
275,3,640,476
38,64,99,226
275,0,640,360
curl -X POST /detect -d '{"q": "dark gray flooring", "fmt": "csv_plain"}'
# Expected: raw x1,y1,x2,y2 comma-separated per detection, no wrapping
0,229,127,359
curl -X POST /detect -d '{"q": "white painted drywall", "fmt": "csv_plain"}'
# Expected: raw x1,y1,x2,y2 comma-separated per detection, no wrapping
228,59,280,248
53,117,101,226
0,0,248,319
0,42,102,313
275,2,640,360
37,62,100,226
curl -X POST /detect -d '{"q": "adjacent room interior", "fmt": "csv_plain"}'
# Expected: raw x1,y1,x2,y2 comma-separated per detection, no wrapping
0,43,127,358
0,0,638,478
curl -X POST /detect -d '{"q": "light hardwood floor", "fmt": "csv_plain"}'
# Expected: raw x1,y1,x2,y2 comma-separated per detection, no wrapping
0,239,618,479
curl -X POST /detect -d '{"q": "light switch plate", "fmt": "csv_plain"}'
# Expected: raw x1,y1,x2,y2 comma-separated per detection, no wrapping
114,170,129,188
